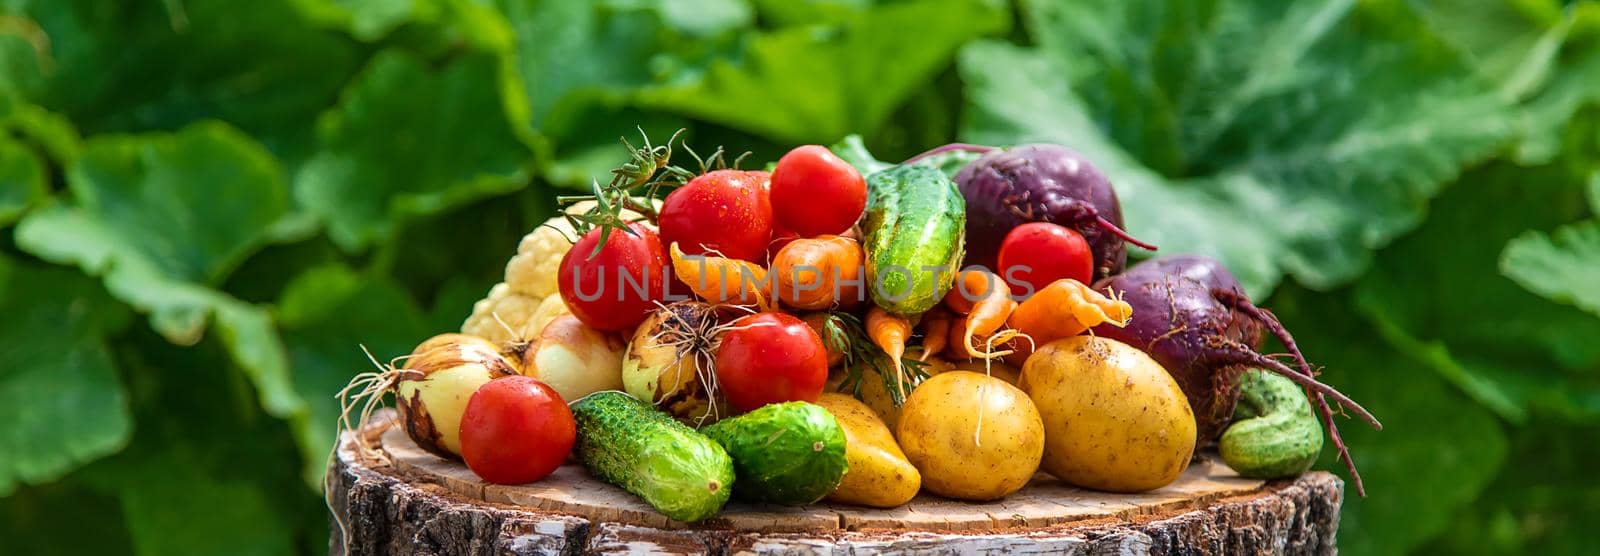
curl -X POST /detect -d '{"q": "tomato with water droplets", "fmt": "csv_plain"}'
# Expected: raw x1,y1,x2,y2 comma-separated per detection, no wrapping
659,170,774,264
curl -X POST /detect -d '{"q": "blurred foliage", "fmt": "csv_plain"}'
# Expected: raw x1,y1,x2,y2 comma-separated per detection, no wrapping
1,0,1598,554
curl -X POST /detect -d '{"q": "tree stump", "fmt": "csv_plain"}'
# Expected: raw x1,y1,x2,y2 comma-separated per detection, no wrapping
329,410,1342,555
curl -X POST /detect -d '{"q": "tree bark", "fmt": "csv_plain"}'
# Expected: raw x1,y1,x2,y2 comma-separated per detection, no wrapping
329,411,1341,555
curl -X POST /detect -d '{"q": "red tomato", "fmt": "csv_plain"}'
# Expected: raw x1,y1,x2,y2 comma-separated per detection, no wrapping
459,376,575,485
769,145,867,237
659,169,773,263
997,222,1094,297
714,312,828,412
558,222,667,332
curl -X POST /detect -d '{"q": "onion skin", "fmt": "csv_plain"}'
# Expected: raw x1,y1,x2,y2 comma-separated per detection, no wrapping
396,334,519,458
516,314,625,402
622,303,722,424
954,144,1128,280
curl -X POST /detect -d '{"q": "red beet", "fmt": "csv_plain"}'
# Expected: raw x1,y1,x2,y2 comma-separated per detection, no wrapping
1093,255,1380,495
947,144,1155,280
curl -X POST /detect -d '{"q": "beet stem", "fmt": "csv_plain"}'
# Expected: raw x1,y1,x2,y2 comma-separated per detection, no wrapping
1093,215,1159,251
1227,296,1370,496
901,143,996,165
1313,393,1365,496
1223,346,1382,429
1212,290,1374,495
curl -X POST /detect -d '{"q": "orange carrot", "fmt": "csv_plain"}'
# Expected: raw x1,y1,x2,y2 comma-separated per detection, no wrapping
944,268,1002,314
669,242,773,310
801,312,847,367
947,270,1014,359
771,235,864,311
946,313,1033,363
1008,278,1133,344
919,307,951,361
945,313,972,359
866,306,912,398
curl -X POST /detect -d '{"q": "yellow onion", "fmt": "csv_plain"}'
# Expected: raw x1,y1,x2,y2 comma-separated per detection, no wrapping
622,302,726,424
506,314,625,402
395,333,519,458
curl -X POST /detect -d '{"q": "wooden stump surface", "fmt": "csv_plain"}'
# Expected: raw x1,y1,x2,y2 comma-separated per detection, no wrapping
329,410,1343,555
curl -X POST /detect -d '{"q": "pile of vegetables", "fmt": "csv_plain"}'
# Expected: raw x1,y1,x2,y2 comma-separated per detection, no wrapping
341,130,1380,522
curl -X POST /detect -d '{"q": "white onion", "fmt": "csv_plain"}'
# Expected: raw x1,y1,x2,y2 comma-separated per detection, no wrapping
394,333,519,458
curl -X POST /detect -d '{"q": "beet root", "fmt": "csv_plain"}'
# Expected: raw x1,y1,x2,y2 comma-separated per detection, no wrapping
952,144,1154,281
1092,255,1379,495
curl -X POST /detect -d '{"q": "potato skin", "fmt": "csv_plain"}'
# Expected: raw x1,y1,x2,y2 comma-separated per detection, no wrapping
896,371,1043,501
944,359,1020,385
815,393,921,507
1019,336,1196,492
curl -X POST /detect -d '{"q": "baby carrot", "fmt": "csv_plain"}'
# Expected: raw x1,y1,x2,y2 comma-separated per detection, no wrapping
944,268,1002,314
943,269,1015,359
919,307,951,361
670,242,774,310
866,306,912,398
1007,278,1132,344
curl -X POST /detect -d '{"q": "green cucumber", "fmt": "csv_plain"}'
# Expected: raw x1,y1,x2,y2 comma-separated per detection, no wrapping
570,392,734,522
860,164,966,315
700,402,848,505
1220,371,1323,478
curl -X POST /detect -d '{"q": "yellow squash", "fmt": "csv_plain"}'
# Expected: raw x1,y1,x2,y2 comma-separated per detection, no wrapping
815,393,921,507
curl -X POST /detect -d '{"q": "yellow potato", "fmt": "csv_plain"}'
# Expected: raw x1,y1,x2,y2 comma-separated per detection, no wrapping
896,371,1043,501
815,393,921,507
1019,336,1196,492
944,358,1020,385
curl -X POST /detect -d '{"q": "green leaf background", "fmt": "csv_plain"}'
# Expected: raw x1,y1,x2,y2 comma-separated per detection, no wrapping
1,0,1597,553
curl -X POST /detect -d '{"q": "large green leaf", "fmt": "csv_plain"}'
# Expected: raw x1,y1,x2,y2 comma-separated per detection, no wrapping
1412,0,1600,164
83,333,311,556
1500,172,1600,318
291,0,447,41
294,49,534,251
0,478,135,555
496,0,675,134
277,264,428,485
14,122,309,418
2,101,81,166
1421,421,1600,554
1502,222,1600,317
638,0,1008,144
1356,162,1600,424
1410,0,1567,99
959,0,1516,297
0,256,131,496
489,0,731,187
0,31,44,111
0,137,45,225
1269,285,1509,556
0,0,362,166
